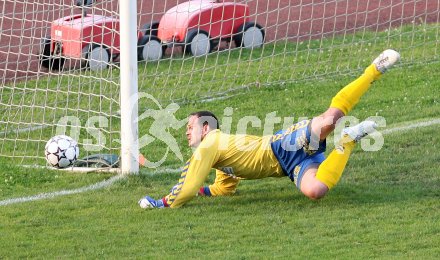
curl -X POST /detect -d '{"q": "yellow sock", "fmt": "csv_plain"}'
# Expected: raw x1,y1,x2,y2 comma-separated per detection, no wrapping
315,137,356,189
330,64,382,115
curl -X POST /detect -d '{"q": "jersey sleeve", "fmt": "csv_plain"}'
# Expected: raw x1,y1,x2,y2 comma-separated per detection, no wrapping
207,170,240,196
163,134,220,208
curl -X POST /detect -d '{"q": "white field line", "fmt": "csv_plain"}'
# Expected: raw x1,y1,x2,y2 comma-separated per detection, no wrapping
0,175,124,206
0,124,49,135
0,117,439,207
382,118,440,135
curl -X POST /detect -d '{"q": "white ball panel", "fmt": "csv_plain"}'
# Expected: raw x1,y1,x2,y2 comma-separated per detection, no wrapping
64,147,77,160
47,142,59,154
47,154,59,166
58,158,71,168
57,138,71,150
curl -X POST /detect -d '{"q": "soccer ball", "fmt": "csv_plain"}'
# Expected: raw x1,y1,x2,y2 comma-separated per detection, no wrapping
45,135,79,168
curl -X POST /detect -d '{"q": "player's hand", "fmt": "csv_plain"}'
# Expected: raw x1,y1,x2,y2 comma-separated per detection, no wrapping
138,196,168,209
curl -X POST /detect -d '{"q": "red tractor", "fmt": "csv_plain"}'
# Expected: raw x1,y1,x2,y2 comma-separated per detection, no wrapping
39,0,265,71
39,0,146,71
140,0,265,59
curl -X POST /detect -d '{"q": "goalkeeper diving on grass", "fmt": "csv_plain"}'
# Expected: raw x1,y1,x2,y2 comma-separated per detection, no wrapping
139,49,400,209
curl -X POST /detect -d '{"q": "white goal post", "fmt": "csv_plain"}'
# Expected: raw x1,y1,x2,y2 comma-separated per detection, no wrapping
0,0,438,173
119,0,139,174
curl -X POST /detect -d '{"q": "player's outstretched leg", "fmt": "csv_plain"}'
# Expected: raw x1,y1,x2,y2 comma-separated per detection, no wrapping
301,120,378,199
310,49,400,141
301,50,400,199
330,49,400,115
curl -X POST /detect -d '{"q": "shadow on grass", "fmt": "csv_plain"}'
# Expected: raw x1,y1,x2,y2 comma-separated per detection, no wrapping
193,179,440,210
120,172,439,211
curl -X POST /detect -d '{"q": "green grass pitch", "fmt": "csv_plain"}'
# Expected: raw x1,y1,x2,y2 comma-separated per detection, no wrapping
0,24,439,258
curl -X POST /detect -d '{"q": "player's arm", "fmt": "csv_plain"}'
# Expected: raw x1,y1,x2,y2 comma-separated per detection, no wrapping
139,146,219,209
198,170,240,196
141,131,220,208
164,145,219,208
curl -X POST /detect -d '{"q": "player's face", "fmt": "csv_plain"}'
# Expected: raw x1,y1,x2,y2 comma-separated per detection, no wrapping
186,115,207,148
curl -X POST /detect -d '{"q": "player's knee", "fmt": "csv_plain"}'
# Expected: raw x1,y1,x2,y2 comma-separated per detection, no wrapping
304,189,326,200
301,182,328,200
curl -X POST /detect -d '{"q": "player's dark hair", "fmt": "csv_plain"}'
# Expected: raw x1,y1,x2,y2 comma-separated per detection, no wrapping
190,111,219,129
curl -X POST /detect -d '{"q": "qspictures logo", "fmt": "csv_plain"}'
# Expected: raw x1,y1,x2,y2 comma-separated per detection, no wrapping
55,93,386,168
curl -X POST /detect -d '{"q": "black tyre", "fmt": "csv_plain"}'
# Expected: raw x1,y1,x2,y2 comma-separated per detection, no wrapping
233,22,265,48
184,29,212,56
140,22,160,38
137,35,164,61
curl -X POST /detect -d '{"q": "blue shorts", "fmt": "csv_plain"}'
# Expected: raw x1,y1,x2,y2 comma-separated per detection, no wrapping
270,119,326,189
291,153,325,188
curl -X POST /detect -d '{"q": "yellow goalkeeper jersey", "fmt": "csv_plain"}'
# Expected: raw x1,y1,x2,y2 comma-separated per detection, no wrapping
164,129,285,208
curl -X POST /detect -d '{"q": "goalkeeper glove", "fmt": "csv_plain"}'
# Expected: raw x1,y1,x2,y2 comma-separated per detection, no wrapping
138,196,168,209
